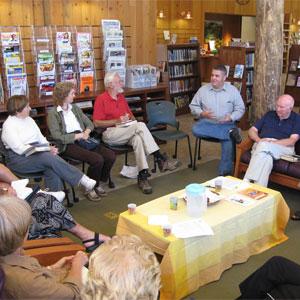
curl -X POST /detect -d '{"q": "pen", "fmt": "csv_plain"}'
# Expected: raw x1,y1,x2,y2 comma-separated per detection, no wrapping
209,189,220,195
231,198,244,203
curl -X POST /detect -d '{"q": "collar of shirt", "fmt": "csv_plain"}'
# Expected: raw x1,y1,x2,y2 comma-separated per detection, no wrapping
209,82,228,92
57,104,72,113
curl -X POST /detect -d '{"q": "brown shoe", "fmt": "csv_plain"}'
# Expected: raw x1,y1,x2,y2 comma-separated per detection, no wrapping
85,189,102,201
138,175,153,194
157,158,180,172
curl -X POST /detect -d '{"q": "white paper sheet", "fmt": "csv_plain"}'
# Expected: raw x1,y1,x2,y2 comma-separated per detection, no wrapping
148,215,169,226
11,179,32,200
120,165,138,179
208,176,250,190
172,219,214,238
227,194,255,207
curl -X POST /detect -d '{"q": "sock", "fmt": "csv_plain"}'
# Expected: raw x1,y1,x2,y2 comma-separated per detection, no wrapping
153,150,165,161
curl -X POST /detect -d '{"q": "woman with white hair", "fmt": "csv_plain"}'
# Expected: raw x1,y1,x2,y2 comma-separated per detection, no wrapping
82,235,161,300
0,195,88,299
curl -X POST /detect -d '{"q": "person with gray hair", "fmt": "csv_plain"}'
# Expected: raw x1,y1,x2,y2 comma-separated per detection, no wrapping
0,195,88,299
244,94,300,187
93,71,179,194
82,235,161,300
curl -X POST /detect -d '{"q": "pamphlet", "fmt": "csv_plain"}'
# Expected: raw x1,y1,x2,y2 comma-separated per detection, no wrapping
238,187,268,200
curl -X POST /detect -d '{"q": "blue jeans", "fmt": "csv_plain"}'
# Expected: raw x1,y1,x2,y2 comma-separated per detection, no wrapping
192,119,235,175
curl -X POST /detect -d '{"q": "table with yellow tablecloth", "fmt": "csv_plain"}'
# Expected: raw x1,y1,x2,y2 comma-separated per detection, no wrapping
116,177,290,300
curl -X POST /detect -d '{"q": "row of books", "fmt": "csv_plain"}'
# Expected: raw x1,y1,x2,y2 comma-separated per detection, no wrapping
169,64,194,79
225,64,245,79
246,53,255,68
167,48,198,62
169,78,196,94
101,19,126,83
286,73,300,87
0,31,28,98
173,94,190,109
246,70,254,85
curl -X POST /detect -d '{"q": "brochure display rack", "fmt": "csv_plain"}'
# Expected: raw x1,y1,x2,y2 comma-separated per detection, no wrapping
76,26,97,93
101,19,126,82
52,26,78,87
0,26,28,99
31,26,56,97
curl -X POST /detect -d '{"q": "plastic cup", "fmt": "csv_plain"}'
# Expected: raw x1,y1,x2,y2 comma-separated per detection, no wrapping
128,203,137,215
214,179,223,192
162,224,172,237
169,196,178,210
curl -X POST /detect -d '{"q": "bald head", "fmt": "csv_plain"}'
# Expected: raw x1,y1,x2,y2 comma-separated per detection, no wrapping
276,94,294,120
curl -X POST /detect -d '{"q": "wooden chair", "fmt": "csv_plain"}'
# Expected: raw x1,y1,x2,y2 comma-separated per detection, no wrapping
234,137,300,190
23,237,85,266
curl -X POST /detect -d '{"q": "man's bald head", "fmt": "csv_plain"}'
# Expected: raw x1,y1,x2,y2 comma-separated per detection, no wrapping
276,94,294,120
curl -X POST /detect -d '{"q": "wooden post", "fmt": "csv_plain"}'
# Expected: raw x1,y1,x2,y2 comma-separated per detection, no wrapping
252,0,284,123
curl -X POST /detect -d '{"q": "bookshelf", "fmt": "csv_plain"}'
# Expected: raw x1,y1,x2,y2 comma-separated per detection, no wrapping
166,43,201,115
283,13,293,74
284,44,300,106
219,46,255,130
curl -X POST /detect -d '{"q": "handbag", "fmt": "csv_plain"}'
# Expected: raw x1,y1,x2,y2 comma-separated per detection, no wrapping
76,137,100,150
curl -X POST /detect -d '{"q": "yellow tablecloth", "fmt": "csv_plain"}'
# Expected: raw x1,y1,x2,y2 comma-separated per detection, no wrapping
116,178,290,300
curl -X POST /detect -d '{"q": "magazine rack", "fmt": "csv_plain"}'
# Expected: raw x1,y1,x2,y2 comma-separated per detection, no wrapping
75,26,97,93
101,19,127,83
31,26,56,97
52,25,78,88
0,26,29,100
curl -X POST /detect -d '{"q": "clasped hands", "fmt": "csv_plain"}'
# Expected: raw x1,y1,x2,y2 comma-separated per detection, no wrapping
201,110,232,123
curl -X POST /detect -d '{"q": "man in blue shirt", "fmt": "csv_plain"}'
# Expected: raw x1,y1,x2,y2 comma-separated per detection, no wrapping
244,94,300,187
190,64,245,175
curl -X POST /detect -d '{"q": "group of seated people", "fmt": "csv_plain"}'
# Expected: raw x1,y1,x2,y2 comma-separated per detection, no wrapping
1,64,300,298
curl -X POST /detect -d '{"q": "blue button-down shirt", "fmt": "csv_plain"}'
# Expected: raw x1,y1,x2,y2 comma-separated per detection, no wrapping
189,82,245,122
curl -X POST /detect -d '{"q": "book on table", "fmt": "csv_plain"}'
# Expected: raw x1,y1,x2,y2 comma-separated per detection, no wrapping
238,187,268,200
280,154,300,162
23,143,50,157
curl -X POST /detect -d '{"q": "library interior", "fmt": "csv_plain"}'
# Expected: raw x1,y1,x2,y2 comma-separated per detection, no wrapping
1,0,300,299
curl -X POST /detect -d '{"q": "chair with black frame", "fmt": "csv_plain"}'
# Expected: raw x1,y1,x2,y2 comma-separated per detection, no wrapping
193,136,236,171
0,134,74,207
146,100,192,172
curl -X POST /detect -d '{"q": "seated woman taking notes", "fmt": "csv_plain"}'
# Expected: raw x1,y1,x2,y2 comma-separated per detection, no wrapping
1,95,97,197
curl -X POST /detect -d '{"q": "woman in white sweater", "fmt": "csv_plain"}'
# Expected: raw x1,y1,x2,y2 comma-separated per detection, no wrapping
1,95,97,194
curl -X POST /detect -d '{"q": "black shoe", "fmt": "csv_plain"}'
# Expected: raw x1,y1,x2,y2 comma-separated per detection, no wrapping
291,211,300,221
229,127,242,144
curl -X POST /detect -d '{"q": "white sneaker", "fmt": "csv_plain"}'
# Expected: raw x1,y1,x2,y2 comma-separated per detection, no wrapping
79,175,96,192
38,190,65,202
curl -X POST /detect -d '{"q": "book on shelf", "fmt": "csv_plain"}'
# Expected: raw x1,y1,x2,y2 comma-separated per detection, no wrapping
238,187,268,200
280,154,300,162
7,74,27,97
79,71,94,93
296,76,300,88
286,73,296,86
23,143,51,157
174,95,190,109
232,81,242,93
290,60,298,71
233,64,244,79
0,75,3,103
246,52,255,68
224,65,230,77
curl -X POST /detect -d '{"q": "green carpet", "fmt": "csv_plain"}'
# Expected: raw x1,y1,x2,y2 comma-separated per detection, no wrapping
67,159,300,300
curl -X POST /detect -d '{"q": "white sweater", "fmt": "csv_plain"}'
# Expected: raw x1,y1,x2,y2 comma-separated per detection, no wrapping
1,115,48,155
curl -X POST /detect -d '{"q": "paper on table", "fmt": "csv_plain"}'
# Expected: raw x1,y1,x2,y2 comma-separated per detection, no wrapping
148,215,169,226
11,179,33,200
172,219,214,238
208,176,249,190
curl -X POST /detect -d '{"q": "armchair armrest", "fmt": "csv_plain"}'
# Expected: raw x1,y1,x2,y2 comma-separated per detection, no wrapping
234,137,254,178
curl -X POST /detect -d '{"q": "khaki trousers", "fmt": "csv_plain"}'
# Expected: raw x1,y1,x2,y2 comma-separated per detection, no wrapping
103,122,159,171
